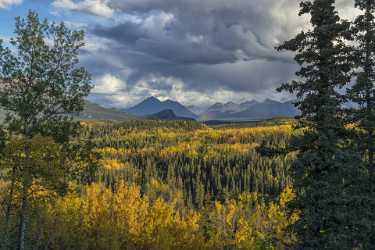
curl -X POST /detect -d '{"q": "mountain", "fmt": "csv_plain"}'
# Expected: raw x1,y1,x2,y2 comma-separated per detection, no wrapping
125,97,197,118
200,99,300,121
77,101,135,121
234,99,299,120
200,102,245,120
146,109,195,121
0,101,134,122
206,102,247,113
240,100,259,108
187,105,206,116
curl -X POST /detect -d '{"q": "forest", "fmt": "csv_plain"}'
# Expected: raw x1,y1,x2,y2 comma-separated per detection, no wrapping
0,119,298,249
1,0,375,249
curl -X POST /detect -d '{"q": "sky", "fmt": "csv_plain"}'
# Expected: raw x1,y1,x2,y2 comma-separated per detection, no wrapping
0,0,359,109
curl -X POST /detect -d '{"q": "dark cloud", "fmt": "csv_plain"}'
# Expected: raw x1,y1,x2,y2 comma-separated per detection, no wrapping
96,0,293,63
64,0,355,107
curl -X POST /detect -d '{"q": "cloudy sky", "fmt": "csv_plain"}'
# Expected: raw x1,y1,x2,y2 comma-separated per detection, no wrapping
0,0,358,109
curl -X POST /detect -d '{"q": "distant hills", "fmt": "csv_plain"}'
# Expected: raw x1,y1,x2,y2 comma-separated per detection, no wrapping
78,102,195,122
146,109,195,121
0,98,300,123
77,101,135,121
199,99,300,121
80,97,300,122
124,96,198,119
0,101,135,122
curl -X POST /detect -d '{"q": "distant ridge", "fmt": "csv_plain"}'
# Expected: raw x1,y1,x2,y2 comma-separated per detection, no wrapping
200,99,300,121
146,109,195,121
125,96,197,119
0,98,299,122
0,101,135,122
77,101,135,121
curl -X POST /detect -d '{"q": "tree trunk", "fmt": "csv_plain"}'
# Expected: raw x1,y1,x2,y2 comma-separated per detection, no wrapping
363,0,374,186
368,130,374,180
18,139,31,250
2,164,17,250
17,183,29,250
5,186,14,228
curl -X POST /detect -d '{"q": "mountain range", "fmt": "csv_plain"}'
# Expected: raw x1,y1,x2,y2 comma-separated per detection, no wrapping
72,97,301,122
199,99,299,121
0,98,299,122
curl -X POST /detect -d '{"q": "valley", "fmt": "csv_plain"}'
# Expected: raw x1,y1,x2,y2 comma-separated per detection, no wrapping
1,1,374,249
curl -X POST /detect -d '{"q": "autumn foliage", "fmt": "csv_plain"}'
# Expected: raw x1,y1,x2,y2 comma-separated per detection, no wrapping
0,120,298,249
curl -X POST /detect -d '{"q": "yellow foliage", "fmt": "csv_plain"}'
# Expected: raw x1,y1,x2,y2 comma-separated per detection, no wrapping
99,159,127,170
43,182,204,250
1,180,297,250
204,143,258,160
205,187,298,250
0,122,298,249
160,141,201,159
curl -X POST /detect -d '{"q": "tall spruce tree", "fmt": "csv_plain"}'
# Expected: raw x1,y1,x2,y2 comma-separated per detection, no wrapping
349,0,375,177
348,0,375,245
277,0,370,248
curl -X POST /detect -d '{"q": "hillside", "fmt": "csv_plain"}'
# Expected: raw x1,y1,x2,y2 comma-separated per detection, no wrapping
77,101,135,121
146,109,195,120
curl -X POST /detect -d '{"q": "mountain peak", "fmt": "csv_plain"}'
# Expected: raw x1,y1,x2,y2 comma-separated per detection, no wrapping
211,102,224,108
241,100,258,105
164,99,178,104
264,98,277,103
125,97,197,118
144,96,161,103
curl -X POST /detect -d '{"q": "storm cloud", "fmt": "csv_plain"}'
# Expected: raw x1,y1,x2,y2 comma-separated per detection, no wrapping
53,0,357,108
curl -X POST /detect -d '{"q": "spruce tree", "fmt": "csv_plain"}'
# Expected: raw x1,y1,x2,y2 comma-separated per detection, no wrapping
349,0,375,175
277,0,369,248
347,0,375,245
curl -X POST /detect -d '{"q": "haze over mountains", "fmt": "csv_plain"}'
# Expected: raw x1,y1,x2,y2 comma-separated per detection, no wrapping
77,101,135,121
200,99,300,121
0,98,299,122
80,97,299,122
